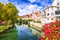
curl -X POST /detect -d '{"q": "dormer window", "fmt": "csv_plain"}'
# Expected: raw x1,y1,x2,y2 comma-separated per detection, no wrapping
57,2,59,6
57,7,59,10
51,18,54,20
47,18,49,20
47,9,49,11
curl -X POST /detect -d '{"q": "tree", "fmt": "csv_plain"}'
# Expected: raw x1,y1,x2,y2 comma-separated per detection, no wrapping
6,3,18,25
0,2,18,25
0,2,4,21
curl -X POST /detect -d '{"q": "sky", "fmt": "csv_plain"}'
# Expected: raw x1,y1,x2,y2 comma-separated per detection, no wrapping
0,0,53,16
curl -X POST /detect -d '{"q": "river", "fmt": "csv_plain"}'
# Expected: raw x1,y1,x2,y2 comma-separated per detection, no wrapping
15,24,39,40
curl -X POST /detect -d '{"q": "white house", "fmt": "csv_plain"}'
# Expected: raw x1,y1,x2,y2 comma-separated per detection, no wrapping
52,0,60,20
45,6,57,23
41,0,60,24
41,6,57,24
40,11,48,24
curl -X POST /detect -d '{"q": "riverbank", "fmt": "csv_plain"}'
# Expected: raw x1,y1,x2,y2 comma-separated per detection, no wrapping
0,27,18,40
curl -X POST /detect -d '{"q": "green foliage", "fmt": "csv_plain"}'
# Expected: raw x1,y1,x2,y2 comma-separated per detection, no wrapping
0,2,18,33
23,20,29,25
28,19,32,21
0,2,18,25
0,2,4,20
16,18,29,25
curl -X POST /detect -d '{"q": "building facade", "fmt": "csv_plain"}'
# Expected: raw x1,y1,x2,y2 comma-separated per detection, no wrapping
32,11,41,22
45,6,57,23
41,0,60,24
41,6,57,24
52,0,60,19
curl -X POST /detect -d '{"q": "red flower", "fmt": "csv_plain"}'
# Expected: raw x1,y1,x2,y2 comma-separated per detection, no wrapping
40,37,44,40
44,24,49,29
49,22,54,26
42,29,46,32
48,37,52,40
54,27,59,30
56,34,60,38
42,20,60,40
44,31,50,37
49,29,54,33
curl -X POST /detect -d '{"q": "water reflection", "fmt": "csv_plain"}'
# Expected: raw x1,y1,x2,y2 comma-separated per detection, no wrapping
15,24,38,40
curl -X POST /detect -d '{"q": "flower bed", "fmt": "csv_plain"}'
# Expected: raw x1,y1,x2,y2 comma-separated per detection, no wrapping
40,20,60,40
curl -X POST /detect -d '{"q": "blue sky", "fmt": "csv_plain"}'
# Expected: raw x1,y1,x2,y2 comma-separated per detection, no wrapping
0,0,53,16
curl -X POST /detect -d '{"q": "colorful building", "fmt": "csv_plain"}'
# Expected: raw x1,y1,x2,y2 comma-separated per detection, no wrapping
32,11,41,22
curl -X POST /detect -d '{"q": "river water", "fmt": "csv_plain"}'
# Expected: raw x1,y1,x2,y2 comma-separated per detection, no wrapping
15,25,38,40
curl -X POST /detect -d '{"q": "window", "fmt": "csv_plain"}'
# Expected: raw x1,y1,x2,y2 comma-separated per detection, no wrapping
52,8,53,11
55,10,60,15
47,13,49,16
51,13,54,16
57,7,59,10
57,2,59,6
56,16,60,19
47,9,49,11
47,18,49,20
57,2,60,6
51,18,54,20
41,12,44,16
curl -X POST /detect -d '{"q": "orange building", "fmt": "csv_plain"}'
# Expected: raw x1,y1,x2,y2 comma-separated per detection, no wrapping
21,11,41,21
32,11,41,22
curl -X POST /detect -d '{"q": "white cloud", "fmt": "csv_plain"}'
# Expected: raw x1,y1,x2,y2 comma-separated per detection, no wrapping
16,4,43,16
29,0,42,3
29,0,36,3
0,0,44,16
0,0,9,4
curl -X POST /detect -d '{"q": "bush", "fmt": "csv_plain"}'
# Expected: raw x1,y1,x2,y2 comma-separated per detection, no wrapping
23,20,29,25
28,19,32,21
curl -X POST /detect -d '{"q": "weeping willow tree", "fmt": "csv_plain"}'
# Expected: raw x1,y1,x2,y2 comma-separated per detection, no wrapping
0,2,18,25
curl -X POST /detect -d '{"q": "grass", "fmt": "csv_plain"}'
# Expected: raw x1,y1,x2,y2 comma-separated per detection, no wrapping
0,27,18,40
